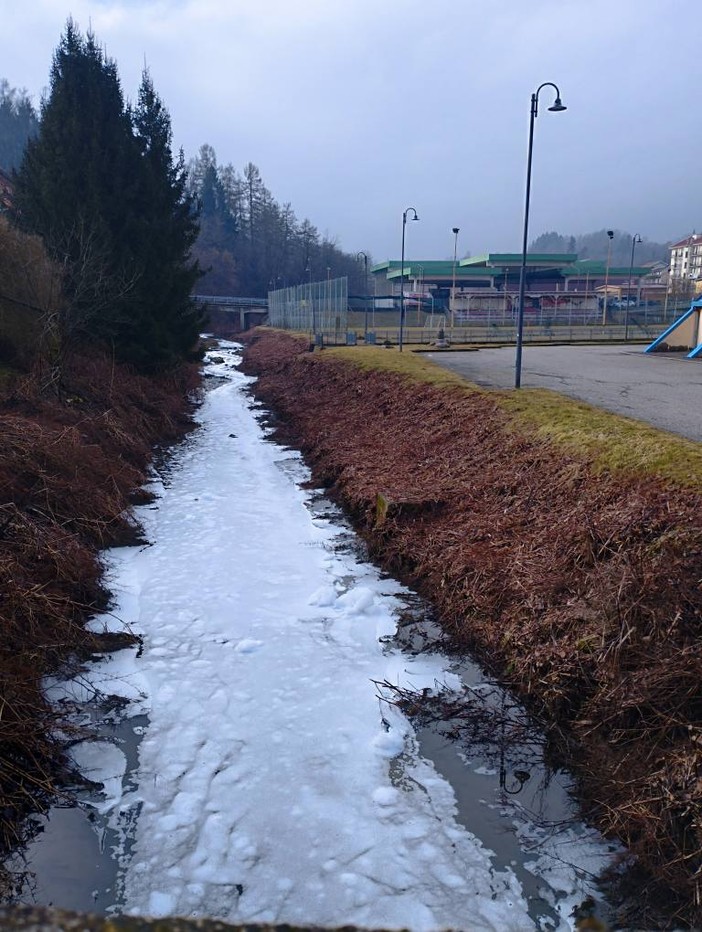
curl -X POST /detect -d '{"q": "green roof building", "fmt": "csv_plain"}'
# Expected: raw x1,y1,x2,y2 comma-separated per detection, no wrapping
369,251,657,318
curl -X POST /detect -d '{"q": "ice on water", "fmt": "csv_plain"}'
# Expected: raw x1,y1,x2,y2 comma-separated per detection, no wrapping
69,344,602,930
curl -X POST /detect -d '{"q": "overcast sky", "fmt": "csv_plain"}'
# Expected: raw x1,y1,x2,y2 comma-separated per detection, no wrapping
5,0,702,263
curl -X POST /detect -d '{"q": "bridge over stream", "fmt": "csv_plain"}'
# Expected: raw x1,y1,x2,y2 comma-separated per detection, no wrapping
193,295,268,331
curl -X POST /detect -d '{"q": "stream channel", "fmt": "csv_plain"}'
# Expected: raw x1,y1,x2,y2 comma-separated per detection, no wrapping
8,342,623,930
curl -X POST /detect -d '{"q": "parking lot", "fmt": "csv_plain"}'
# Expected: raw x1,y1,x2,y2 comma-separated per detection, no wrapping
426,344,702,443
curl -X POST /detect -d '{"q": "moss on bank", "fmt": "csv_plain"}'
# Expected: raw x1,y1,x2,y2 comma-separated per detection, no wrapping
243,329,702,927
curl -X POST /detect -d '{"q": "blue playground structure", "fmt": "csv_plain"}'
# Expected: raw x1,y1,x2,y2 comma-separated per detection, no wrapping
645,297,702,358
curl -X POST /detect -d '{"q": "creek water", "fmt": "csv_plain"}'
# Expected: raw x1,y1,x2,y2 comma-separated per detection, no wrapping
8,345,621,930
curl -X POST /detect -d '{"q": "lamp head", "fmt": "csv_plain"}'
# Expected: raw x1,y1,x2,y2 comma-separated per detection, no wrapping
548,97,567,112
607,230,614,239
452,226,460,235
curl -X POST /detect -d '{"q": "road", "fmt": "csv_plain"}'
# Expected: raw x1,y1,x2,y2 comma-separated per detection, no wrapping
425,344,702,443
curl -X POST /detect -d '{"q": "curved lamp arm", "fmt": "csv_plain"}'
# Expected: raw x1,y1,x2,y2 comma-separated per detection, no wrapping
399,208,420,352
533,82,566,118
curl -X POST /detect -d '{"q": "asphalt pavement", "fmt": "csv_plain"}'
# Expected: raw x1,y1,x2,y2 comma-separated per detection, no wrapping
425,344,702,444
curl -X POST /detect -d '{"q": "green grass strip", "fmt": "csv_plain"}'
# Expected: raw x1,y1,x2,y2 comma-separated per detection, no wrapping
324,344,702,491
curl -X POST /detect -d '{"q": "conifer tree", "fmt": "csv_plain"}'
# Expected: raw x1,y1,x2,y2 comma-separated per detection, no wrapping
15,20,140,353
186,145,370,297
129,69,203,370
0,80,38,172
14,21,202,371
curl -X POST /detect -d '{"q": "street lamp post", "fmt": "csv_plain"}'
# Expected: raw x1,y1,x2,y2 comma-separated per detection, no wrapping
305,262,315,342
417,264,424,326
515,83,567,389
356,251,369,340
625,233,642,341
399,206,419,352
601,230,614,325
451,227,460,330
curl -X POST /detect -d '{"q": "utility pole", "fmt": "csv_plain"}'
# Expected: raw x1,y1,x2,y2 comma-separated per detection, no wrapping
601,230,614,325
451,227,460,329
356,252,369,340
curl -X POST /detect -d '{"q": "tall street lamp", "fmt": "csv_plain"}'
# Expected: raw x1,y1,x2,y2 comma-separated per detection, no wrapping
305,262,315,342
663,267,671,317
356,251,369,340
451,227,460,329
515,83,567,389
625,233,642,341
399,206,419,352
601,229,614,325
415,264,424,326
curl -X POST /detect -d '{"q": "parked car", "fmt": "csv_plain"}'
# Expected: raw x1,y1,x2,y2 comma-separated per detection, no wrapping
611,297,638,309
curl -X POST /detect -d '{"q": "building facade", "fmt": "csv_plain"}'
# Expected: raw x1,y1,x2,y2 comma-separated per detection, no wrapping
669,234,702,294
370,252,654,317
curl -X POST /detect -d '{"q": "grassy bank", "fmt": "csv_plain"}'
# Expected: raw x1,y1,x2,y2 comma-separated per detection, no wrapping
242,329,702,927
0,352,199,893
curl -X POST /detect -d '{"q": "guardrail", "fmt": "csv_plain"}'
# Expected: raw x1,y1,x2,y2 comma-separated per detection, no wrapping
308,319,661,348
192,295,268,308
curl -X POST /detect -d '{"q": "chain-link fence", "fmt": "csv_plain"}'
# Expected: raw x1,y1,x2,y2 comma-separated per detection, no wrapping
268,277,348,341
267,279,690,348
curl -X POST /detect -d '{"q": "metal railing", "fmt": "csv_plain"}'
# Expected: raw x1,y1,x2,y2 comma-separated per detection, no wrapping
342,300,688,346
193,295,268,308
269,297,691,347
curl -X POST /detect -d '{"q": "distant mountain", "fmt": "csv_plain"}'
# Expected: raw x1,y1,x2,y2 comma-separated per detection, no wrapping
529,229,670,266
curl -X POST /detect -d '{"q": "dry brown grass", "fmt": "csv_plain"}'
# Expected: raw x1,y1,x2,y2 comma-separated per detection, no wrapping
324,340,702,492
243,329,702,926
0,349,200,875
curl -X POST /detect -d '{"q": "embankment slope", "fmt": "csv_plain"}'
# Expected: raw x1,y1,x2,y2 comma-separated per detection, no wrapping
0,353,198,889
242,329,702,925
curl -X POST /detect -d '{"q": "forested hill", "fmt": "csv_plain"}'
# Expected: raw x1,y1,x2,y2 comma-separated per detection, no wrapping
0,80,39,173
530,229,670,265
1,75,369,301
187,145,369,297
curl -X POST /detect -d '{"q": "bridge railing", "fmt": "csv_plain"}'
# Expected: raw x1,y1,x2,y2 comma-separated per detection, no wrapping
193,295,268,308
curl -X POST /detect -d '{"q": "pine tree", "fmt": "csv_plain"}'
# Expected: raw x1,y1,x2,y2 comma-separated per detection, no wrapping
189,149,239,295
129,69,203,370
14,20,140,353
0,80,39,172
186,144,370,297
14,21,202,371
